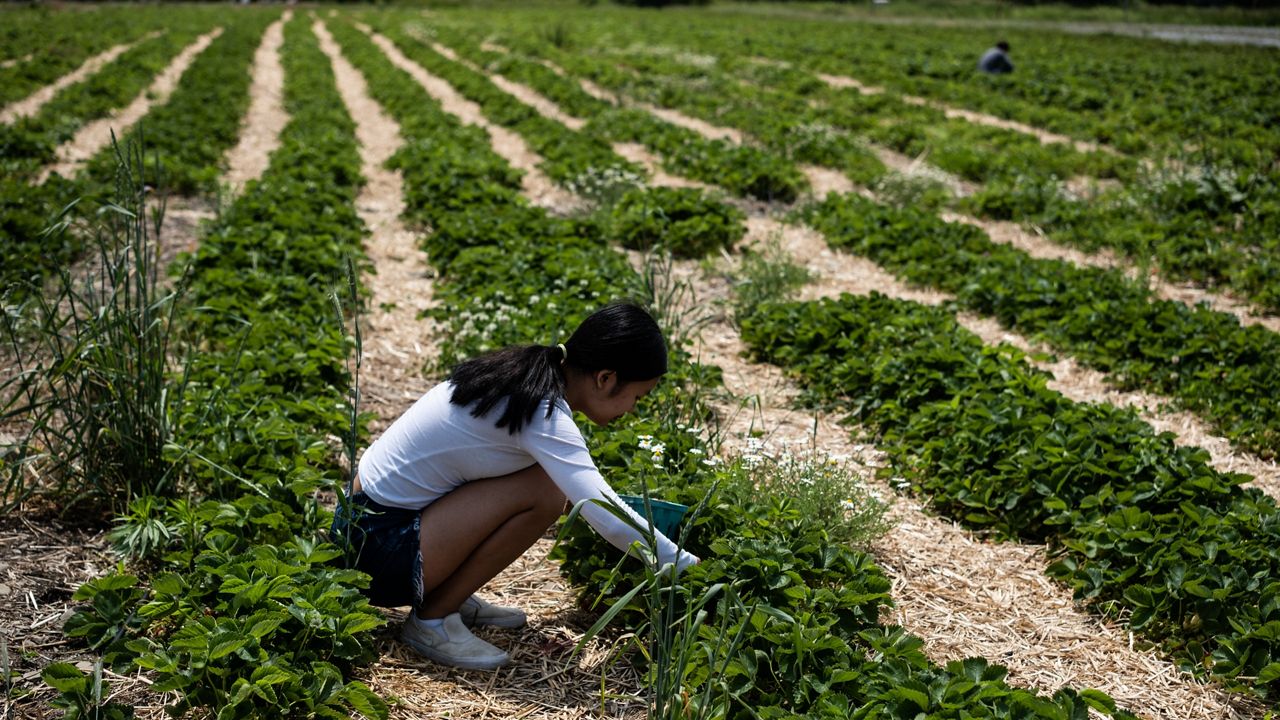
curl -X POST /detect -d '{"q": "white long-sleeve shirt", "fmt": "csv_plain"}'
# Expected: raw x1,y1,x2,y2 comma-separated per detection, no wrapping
358,381,698,570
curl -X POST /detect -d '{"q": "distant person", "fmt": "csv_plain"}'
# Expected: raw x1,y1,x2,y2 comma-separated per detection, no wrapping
978,41,1013,75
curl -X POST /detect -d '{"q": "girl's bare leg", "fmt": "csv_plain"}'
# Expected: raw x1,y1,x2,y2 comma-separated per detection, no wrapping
415,463,564,620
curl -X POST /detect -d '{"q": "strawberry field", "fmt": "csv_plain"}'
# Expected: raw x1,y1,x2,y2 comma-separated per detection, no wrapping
2,3,1278,719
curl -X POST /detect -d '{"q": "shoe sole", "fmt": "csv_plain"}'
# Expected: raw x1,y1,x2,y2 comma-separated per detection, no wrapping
462,614,527,630
399,630,510,670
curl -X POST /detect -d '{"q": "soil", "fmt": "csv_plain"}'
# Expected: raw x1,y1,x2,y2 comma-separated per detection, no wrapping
314,19,437,434
0,511,174,718
0,53,36,70
222,13,290,194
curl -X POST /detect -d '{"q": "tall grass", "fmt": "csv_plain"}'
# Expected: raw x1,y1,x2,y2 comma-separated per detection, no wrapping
1,134,188,517
720,233,810,326
562,485,754,720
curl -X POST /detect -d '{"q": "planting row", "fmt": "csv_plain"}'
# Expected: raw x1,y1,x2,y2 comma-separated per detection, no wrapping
367,14,807,205
0,7,176,106
363,13,1280,462
1,10,277,300
452,11,1280,316
362,22,749,259
746,16,1280,169
3,19,212,177
335,17,1136,718
740,291,1280,703
47,16,385,719
799,193,1280,460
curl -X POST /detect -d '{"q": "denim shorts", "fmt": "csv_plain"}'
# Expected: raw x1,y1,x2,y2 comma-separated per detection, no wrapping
329,491,424,609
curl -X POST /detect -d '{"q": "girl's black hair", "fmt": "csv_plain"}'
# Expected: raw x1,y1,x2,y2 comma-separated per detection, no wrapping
449,301,668,434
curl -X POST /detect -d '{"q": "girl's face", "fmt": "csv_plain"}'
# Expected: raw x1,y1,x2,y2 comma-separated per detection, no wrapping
578,372,660,426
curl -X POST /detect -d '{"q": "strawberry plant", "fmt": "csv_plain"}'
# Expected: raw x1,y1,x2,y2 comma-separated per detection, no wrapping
801,192,1280,459
47,16,387,719
607,186,746,258
739,292,1280,701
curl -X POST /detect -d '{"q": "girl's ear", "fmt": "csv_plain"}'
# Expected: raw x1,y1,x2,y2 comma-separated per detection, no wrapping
594,369,615,390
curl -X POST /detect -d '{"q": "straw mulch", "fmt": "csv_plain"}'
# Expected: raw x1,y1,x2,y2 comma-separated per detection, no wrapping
0,510,176,719
360,538,647,720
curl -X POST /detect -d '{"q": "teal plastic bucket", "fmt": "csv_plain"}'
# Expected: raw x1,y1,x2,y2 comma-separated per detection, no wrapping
618,495,688,538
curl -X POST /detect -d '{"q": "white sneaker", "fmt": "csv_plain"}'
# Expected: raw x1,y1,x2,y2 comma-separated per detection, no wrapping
400,612,510,670
459,594,527,629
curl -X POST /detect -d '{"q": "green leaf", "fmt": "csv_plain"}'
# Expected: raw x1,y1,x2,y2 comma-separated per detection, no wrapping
1079,688,1118,714
42,663,89,693
345,681,389,720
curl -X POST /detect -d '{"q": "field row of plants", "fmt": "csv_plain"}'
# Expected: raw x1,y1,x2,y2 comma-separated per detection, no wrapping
421,8,1280,316
4,21,214,178
742,16,1280,170
352,11,1280,708
23,15,386,719
739,290,1280,702
0,7,184,107
327,17,1141,717
371,12,1280,463
2,5,1273,717
1,9,278,300
381,22,809,206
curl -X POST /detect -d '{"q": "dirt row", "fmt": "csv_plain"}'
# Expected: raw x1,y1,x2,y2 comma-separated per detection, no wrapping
392,31,1261,720
814,70,1106,155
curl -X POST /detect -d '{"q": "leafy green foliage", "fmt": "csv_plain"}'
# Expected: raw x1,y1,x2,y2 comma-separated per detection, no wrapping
802,192,1280,459
2,143,187,516
0,8,275,297
48,15,387,720
739,292,1280,700
608,186,745,257
41,662,133,720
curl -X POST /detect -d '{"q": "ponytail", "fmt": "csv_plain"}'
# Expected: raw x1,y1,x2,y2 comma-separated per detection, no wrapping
449,302,667,434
